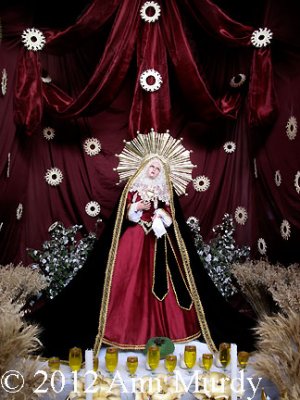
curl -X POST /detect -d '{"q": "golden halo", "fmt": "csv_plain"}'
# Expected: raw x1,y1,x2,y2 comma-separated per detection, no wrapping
115,129,196,196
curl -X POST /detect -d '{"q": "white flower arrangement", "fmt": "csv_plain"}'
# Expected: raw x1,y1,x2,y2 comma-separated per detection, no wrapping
187,213,250,299
251,27,273,48
42,127,55,140
21,28,46,51
135,374,185,400
83,137,101,156
85,201,101,217
280,219,291,240
140,69,162,92
193,175,210,192
140,1,161,23
67,373,120,400
234,206,248,225
223,141,236,153
286,115,297,140
194,371,243,400
44,167,63,186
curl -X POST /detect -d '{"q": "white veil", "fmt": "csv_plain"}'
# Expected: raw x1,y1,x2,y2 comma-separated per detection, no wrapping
129,158,170,204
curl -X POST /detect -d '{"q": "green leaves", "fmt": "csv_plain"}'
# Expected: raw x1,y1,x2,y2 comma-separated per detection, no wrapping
27,222,96,300
187,214,250,299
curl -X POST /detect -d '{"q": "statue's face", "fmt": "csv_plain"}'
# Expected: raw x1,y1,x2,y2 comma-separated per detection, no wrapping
147,160,161,179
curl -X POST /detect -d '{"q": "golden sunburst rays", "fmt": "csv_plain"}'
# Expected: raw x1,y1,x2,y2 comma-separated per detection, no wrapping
115,129,196,196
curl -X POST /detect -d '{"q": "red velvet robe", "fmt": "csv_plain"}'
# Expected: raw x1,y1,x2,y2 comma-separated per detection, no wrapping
103,192,200,348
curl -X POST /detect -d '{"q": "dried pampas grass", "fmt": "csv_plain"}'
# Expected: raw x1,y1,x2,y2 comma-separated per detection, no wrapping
253,310,300,400
0,262,47,306
231,260,300,316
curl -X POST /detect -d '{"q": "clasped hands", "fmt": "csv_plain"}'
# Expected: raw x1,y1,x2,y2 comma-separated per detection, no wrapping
136,200,161,218
136,200,151,211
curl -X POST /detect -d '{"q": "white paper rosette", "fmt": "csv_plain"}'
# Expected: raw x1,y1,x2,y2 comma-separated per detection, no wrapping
140,69,163,92
140,1,161,23
44,167,63,186
21,28,46,51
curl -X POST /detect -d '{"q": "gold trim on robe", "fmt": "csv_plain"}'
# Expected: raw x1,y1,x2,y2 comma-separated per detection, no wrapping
93,158,217,355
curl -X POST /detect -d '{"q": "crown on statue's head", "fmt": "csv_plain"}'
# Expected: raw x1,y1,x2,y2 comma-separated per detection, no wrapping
115,129,196,196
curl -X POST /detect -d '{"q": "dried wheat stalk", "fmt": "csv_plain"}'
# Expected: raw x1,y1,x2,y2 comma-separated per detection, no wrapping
0,357,56,400
0,301,41,374
0,263,54,398
252,310,300,400
231,260,300,315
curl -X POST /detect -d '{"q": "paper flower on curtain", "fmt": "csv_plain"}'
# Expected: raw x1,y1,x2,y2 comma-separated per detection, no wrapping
229,73,246,88
21,28,46,51
1,68,7,96
280,219,291,240
85,201,101,217
275,170,282,187
43,127,55,140
44,167,63,186
257,238,267,255
83,138,101,156
186,216,200,230
140,1,161,23
253,158,258,178
193,175,210,192
223,141,236,153
41,74,52,83
16,203,23,220
48,221,62,232
251,27,273,48
286,115,297,140
294,171,300,194
140,69,162,92
234,206,248,225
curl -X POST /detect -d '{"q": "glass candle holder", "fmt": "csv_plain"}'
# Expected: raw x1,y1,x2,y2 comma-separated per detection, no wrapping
48,357,60,372
105,347,118,376
69,347,83,372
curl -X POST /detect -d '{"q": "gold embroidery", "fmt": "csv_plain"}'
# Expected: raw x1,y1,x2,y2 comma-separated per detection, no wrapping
102,330,201,350
138,219,152,235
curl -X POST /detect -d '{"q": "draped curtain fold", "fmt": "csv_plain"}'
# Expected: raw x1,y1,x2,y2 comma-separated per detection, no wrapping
129,19,171,135
13,0,277,135
181,0,277,126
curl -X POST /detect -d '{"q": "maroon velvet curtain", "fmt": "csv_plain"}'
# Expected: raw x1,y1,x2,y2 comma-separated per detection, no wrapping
0,0,300,276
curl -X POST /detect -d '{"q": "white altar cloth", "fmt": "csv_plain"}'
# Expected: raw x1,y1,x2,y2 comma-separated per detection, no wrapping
36,340,279,400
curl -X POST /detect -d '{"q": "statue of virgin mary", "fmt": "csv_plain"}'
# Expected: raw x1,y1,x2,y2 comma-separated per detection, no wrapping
95,130,225,354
